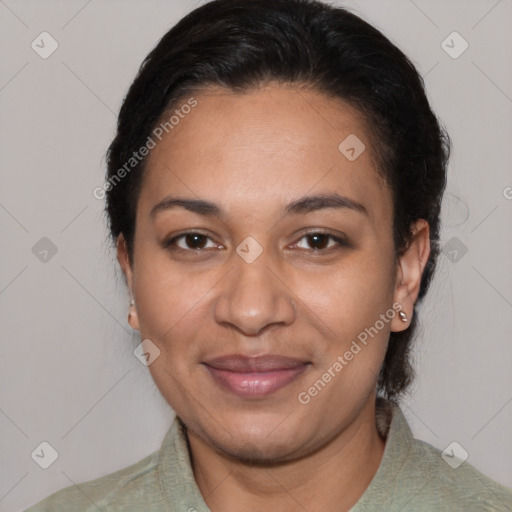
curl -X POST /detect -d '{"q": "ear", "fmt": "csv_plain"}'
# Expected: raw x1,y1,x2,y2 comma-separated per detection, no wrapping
391,219,430,332
117,234,140,331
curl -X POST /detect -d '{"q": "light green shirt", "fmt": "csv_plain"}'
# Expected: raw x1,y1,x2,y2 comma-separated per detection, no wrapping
24,400,512,511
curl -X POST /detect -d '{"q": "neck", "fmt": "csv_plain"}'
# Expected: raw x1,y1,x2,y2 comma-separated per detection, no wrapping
186,396,387,512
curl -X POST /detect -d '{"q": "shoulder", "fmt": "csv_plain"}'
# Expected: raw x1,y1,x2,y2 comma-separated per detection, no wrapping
369,401,512,512
23,449,163,512
405,437,512,511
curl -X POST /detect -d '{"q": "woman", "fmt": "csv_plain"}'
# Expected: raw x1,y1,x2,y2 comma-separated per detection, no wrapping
25,0,512,510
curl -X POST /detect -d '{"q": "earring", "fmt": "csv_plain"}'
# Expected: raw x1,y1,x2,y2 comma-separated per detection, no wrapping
128,298,135,324
399,310,408,322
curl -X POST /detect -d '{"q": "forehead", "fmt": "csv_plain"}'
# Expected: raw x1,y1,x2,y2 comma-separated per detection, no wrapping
140,84,391,225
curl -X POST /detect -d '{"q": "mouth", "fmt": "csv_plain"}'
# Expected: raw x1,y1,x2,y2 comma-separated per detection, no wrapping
202,355,310,398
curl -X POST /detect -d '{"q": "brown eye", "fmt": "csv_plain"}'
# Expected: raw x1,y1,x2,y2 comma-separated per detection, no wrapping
295,232,348,251
164,232,217,251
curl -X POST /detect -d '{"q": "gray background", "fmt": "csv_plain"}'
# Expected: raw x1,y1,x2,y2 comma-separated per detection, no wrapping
0,0,511,510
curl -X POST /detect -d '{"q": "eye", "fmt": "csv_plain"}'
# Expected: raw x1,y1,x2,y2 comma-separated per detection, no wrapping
163,231,348,253
294,232,348,251
164,232,219,251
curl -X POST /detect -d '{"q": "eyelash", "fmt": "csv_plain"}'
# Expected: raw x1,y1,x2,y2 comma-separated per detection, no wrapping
163,231,349,253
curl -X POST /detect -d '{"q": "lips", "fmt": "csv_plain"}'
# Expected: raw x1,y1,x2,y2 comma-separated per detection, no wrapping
202,355,309,398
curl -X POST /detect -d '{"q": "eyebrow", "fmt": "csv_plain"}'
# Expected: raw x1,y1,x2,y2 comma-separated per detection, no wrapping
150,192,368,219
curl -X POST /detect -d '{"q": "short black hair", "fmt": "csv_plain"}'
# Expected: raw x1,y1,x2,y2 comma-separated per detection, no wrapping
105,0,450,401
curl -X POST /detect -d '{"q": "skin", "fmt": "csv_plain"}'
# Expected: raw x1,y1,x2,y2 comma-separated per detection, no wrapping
117,83,430,512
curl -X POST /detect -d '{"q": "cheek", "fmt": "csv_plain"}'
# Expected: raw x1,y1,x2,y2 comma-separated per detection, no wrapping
132,257,201,358
296,261,394,406
298,249,396,333
133,239,212,330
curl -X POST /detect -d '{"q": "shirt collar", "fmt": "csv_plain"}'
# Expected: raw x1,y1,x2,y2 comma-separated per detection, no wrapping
157,415,210,512
350,398,414,511
157,398,413,511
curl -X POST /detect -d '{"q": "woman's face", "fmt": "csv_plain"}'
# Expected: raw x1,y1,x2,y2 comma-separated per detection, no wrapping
119,84,424,463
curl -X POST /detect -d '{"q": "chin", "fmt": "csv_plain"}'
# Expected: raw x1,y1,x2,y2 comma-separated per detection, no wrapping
201,414,313,465
213,434,306,467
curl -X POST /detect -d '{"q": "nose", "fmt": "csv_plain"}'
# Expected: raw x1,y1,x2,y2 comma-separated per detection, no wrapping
213,251,297,337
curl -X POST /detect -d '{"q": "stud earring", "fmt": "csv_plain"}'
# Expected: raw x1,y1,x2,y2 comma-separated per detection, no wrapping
399,310,408,322
128,298,135,324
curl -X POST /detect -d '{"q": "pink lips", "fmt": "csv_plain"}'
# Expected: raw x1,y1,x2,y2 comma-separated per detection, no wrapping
203,355,309,398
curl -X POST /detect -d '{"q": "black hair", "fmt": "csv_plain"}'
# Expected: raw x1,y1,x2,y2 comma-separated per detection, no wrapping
105,0,450,401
